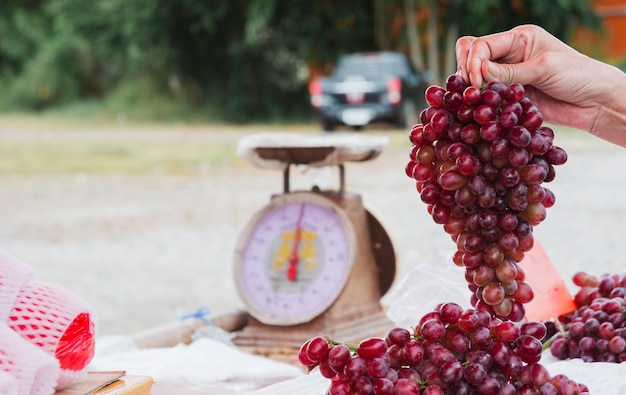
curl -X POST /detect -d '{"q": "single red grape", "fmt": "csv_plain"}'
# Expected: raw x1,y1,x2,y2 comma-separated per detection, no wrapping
357,337,388,361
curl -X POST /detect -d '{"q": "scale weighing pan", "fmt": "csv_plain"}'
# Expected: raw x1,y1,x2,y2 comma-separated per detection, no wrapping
237,132,389,169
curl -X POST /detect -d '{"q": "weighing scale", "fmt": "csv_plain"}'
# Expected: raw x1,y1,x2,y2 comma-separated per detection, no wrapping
232,133,396,349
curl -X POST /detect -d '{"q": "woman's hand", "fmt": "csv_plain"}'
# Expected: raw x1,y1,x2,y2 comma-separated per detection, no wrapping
455,24,626,146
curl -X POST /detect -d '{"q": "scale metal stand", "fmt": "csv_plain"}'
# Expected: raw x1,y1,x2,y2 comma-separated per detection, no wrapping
232,133,396,350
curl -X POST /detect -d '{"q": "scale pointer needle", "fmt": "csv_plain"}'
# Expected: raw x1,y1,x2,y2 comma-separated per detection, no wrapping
287,203,305,282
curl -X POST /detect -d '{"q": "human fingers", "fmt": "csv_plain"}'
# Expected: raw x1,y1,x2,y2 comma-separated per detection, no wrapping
455,35,475,84
480,55,546,87
464,29,531,87
464,25,556,88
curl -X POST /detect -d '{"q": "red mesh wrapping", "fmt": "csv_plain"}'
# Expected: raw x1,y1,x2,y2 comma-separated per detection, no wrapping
0,322,60,395
7,280,96,389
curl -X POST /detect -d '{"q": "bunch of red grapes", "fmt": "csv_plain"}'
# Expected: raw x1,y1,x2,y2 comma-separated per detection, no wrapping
299,302,588,394
549,271,626,363
298,74,590,394
405,74,567,321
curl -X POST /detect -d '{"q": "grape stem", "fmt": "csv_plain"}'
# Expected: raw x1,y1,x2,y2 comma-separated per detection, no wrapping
541,332,561,352
326,337,359,353
554,317,566,334
541,317,568,352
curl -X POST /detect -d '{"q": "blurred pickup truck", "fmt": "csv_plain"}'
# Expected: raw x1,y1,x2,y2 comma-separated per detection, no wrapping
308,51,429,132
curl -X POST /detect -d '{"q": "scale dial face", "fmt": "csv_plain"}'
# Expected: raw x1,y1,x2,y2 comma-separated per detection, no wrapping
234,192,355,326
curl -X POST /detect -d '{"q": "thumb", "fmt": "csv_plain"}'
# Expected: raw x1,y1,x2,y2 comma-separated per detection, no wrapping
482,60,530,86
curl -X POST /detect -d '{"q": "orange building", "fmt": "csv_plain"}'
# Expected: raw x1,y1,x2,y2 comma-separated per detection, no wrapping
576,0,626,61
595,0,626,58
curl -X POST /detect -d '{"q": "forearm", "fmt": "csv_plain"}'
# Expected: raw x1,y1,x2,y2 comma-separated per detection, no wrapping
588,63,626,148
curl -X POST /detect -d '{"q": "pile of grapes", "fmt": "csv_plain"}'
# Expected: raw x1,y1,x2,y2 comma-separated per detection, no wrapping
548,271,626,363
300,303,588,394
298,74,590,394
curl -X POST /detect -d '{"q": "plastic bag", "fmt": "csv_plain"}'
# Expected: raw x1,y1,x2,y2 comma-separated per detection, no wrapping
384,253,471,329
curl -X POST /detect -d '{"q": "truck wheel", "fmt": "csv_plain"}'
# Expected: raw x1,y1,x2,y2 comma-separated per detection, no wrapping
397,99,418,129
322,119,335,132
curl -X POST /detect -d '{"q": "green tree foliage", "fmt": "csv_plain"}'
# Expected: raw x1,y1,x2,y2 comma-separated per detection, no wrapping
429,0,603,83
446,0,601,39
0,0,377,121
0,0,601,122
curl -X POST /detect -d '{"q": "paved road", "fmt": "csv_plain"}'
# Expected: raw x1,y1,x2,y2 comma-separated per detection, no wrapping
1,125,625,336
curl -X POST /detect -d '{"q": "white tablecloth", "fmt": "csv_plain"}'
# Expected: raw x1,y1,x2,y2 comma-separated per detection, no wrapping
89,259,626,395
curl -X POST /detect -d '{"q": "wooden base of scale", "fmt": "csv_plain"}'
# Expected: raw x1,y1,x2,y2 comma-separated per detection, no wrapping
234,309,394,350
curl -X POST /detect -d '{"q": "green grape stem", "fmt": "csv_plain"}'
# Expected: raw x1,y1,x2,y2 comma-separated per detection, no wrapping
326,337,359,353
541,317,568,352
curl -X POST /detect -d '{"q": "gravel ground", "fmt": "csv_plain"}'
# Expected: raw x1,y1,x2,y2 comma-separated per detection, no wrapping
1,124,625,336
